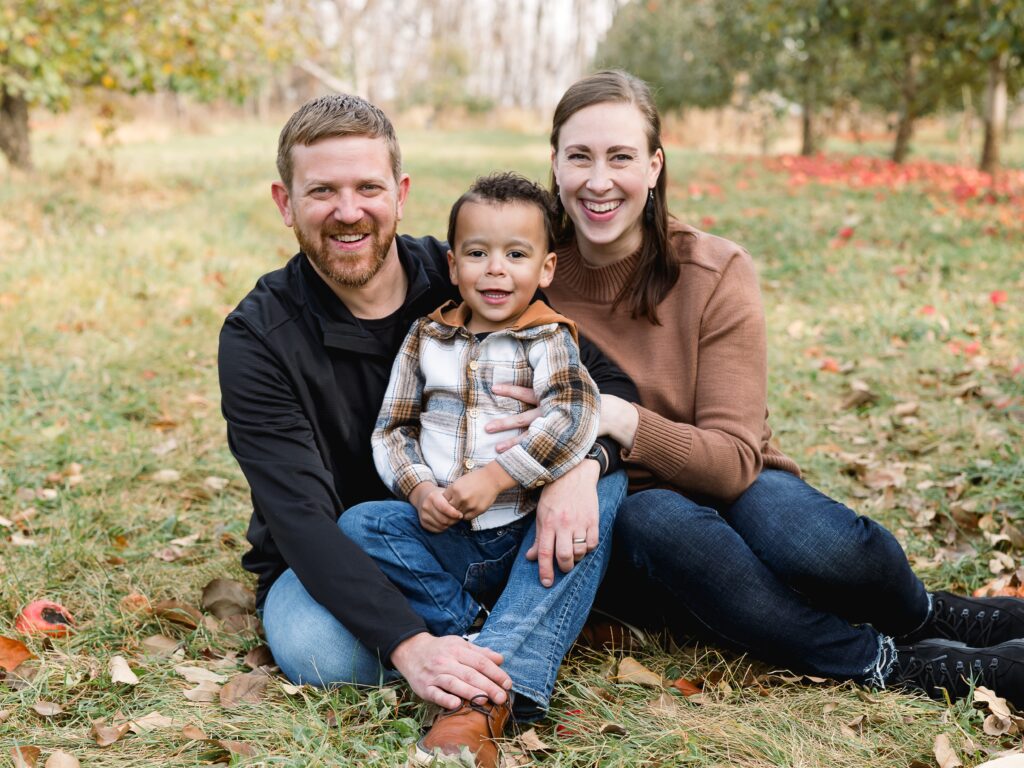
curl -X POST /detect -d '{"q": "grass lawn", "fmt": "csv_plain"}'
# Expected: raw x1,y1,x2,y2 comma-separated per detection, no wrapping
1,116,1023,766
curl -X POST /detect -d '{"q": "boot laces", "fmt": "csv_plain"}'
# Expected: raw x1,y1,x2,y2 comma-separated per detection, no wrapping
899,651,998,696
934,597,1001,645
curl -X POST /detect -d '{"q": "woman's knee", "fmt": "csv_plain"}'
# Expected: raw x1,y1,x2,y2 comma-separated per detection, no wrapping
615,489,722,563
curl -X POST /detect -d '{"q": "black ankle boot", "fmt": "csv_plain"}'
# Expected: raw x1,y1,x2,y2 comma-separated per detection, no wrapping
909,592,1024,646
889,638,1024,707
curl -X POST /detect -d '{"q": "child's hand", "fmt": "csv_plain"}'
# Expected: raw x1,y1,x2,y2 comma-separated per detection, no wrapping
410,481,462,533
444,463,515,520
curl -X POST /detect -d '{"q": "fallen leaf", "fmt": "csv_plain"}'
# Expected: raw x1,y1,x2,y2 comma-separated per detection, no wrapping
152,437,178,457
0,636,35,671
11,746,40,768
43,751,80,768
214,740,256,759
91,719,131,747
153,545,189,562
243,644,274,669
984,713,1013,736
31,701,64,717
599,721,628,736
152,600,203,629
518,727,552,753
182,724,208,739
840,714,865,738
119,593,152,614
976,755,1024,768
614,657,663,687
152,469,181,484
220,671,269,707
109,655,139,686
976,686,1012,718
0,709,10,723
935,733,962,768
183,680,221,702
175,665,229,684
141,634,179,656
203,477,229,492
281,682,302,696
201,578,256,619
11,533,37,547
669,677,702,696
128,711,176,733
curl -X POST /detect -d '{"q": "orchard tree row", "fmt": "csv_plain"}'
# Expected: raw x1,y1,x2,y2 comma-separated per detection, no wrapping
597,0,1024,172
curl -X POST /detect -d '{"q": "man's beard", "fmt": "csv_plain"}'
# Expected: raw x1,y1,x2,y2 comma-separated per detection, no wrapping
295,219,396,289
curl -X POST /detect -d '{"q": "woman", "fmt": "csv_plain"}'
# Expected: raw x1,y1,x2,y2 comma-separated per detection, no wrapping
542,69,1024,705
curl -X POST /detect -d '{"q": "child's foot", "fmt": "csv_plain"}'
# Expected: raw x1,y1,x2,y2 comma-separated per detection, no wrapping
407,693,512,768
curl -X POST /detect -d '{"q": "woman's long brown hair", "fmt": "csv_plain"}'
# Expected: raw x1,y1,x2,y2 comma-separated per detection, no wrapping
550,70,681,325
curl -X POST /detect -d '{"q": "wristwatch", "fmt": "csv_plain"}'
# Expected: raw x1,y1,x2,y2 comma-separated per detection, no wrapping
585,443,609,475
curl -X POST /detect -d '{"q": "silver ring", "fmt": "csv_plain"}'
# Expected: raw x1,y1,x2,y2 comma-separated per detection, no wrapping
572,537,587,544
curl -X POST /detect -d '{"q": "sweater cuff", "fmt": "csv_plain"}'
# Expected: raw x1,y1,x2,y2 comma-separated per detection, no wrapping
621,405,693,480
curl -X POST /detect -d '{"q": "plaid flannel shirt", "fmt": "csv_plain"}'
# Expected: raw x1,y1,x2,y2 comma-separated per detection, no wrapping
372,299,600,530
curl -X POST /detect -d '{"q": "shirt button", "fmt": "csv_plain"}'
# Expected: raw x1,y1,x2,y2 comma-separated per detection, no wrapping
468,360,479,371
467,408,478,418
464,459,475,470
535,480,545,487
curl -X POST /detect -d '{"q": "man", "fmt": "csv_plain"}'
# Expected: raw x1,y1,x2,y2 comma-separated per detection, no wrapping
218,94,634,767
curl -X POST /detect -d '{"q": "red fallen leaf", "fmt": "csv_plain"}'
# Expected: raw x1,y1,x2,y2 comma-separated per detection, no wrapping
837,226,854,239
700,215,716,229
14,601,75,637
990,290,1008,305
920,305,936,316
555,708,584,738
819,358,841,373
0,636,35,671
963,341,982,357
670,677,703,697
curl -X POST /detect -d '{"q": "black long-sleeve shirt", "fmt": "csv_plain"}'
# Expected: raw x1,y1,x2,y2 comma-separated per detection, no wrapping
218,236,638,664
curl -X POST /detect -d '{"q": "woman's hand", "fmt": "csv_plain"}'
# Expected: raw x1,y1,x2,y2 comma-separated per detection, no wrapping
485,383,540,453
527,459,601,586
598,394,639,451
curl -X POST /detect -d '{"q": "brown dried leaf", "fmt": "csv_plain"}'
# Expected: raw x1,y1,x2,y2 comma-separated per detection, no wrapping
152,600,203,629
215,740,257,758
219,670,269,708
201,578,256,619
31,701,64,717
0,709,10,723
518,727,552,753
0,635,35,672
128,711,176,734
141,634,179,656
243,644,274,669
975,755,1024,768
91,719,131,747
175,665,228,684
11,746,40,768
840,714,865,739
976,686,1012,719
183,680,222,702
599,721,628,736
109,655,139,686
182,724,208,740
119,593,152,615
151,469,181,484
614,657,663,687
43,751,80,768
984,713,1013,736
934,734,963,768
861,465,907,490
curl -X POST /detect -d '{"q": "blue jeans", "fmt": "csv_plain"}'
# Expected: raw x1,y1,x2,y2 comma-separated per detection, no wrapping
597,469,929,682
340,471,626,715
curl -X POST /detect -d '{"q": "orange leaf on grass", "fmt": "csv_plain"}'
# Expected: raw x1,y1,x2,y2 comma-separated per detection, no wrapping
669,677,703,697
0,636,34,672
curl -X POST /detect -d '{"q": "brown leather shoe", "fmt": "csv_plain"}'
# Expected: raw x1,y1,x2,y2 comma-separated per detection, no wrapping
573,614,646,654
407,694,512,768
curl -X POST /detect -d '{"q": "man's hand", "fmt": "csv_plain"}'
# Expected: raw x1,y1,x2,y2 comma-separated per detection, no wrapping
390,632,512,710
486,383,539,453
444,462,516,520
527,459,601,586
410,481,462,533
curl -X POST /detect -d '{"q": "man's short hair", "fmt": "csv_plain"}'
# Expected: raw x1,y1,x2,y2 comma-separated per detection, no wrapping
446,172,557,251
276,94,402,190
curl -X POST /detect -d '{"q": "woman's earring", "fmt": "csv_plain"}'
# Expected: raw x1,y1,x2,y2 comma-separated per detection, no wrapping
644,188,655,227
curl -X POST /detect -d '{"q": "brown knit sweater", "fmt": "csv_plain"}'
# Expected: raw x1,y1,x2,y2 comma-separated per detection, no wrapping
545,221,800,501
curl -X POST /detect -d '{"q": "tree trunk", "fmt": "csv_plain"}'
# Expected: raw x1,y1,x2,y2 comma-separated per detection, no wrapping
800,99,816,156
0,88,32,171
979,50,1009,175
891,52,919,164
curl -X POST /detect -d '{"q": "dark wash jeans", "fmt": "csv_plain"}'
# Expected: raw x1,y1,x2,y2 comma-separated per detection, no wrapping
597,469,930,682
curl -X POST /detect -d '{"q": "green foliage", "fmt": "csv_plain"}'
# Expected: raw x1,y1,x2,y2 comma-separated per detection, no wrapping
0,0,279,109
595,0,735,112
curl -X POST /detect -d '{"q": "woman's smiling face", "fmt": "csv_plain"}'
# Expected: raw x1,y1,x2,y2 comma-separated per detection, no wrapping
552,101,663,264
